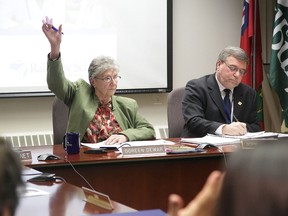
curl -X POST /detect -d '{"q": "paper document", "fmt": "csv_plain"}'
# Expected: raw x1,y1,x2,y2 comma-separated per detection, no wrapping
20,187,49,197
181,135,240,146
81,139,175,149
278,133,288,138
181,131,280,146
220,131,278,139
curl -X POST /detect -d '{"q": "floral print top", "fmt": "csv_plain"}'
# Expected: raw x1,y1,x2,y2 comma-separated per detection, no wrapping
83,101,122,143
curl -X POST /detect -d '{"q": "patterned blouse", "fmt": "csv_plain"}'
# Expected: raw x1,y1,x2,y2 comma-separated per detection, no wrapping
83,101,122,143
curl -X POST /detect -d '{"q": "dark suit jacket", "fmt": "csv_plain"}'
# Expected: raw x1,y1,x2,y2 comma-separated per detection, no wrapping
181,74,261,138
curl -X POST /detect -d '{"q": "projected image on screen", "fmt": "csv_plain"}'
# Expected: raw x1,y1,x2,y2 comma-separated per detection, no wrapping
0,0,172,97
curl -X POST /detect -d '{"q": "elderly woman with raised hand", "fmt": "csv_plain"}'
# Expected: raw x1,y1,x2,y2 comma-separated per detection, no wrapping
42,17,155,144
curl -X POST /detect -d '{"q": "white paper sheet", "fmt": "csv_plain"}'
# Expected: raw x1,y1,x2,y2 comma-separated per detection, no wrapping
181,131,280,146
181,135,240,146
81,139,175,149
20,187,49,197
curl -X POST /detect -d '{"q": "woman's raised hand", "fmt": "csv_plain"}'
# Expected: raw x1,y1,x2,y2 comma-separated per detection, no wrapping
41,16,62,59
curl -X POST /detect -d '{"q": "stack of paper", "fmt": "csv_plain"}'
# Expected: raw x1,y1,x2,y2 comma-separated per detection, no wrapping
181,135,240,146
220,131,278,139
181,131,280,146
81,139,175,149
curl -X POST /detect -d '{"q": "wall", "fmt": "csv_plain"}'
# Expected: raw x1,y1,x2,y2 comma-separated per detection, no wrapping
0,0,252,135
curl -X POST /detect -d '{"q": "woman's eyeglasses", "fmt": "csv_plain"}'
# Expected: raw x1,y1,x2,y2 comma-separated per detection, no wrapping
95,75,121,83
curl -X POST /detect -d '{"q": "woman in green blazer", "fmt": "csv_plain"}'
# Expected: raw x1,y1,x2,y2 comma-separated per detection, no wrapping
42,18,155,144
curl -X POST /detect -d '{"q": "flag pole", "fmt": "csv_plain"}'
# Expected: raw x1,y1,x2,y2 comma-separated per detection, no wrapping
252,0,257,89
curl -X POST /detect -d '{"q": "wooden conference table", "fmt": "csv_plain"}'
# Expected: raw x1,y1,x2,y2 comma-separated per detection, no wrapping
18,168,136,216
21,138,237,211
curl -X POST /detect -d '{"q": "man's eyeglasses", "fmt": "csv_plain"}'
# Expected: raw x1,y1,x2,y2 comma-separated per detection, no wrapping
95,75,121,83
223,62,246,76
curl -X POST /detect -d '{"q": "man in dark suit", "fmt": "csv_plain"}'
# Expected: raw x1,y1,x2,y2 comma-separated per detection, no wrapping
181,46,261,138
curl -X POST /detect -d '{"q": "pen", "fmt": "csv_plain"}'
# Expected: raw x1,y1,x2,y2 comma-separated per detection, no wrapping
52,26,64,35
233,114,239,122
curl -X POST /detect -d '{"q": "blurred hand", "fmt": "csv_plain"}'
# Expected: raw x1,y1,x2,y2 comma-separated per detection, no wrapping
167,170,224,216
222,122,247,136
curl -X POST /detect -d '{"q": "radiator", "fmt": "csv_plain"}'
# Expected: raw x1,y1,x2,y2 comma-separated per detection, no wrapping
154,126,168,139
0,132,53,148
0,126,168,148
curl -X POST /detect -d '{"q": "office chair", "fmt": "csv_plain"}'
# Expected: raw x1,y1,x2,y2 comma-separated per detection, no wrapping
167,87,185,138
52,97,69,144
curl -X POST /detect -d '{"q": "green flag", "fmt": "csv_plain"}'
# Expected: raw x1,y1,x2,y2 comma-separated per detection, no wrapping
269,1,288,127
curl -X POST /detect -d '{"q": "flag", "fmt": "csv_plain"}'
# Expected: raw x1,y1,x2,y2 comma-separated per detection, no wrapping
268,0,288,128
240,0,254,86
240,0,264,129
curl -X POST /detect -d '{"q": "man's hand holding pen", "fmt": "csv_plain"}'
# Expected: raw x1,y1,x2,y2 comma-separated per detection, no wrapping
222,122,247,136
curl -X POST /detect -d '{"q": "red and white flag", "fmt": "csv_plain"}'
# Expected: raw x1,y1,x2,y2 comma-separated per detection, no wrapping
240,0,264,129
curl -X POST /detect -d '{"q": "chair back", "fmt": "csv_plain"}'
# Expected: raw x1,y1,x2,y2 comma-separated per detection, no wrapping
167,87,185,138
52,97,69,144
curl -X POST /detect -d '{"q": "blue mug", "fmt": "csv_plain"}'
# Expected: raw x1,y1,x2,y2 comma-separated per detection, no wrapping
63,132,80,154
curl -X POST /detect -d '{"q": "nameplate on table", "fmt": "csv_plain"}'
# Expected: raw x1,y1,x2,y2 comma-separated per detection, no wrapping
82,187,113,210
17,150,32,160
121,145,166,157
241,138,282,149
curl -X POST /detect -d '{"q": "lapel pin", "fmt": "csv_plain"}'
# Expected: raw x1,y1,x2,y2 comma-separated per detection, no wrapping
238,101,242,106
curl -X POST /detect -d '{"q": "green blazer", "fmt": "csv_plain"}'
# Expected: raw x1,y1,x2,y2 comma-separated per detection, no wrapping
47,57,155,142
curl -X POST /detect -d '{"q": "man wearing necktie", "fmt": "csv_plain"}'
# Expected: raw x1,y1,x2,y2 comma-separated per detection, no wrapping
181,46,261,137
